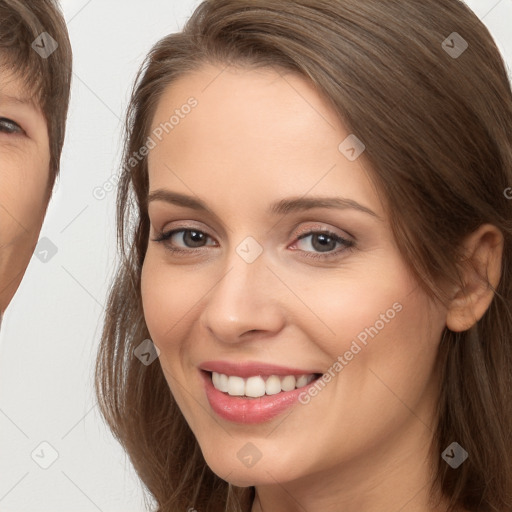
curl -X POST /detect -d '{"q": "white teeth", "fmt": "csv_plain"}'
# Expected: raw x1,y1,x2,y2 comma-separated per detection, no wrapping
227,376,245,396
281,375,296,392
296,374,309,388
245,376,266,398
218,373,229,392
212,371,230,393
212,371,221,389
211,372,316,397
265,375,282,395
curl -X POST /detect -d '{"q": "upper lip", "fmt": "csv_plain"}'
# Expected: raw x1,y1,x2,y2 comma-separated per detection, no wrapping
199,360,321,378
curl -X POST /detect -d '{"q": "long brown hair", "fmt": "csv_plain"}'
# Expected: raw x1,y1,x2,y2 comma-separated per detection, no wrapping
95,1,512,510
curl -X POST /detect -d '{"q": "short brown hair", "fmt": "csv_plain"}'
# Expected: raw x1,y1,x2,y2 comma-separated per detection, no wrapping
96,1,512,511
0,0,72,189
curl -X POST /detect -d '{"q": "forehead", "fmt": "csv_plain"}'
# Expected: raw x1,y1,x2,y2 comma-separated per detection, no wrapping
151,63,337,127
149,64,347,166
0,71,38,107
147,64,383,218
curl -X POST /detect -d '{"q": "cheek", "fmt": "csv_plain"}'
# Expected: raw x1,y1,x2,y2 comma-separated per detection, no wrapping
332,284,445,422
281,262,414,357
0,157,49,237
0,155,50,310
141,251,206,346
291,260,444,399
140,254,207,414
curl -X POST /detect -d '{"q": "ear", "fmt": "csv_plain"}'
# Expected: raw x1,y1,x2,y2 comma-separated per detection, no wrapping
446,224,504,332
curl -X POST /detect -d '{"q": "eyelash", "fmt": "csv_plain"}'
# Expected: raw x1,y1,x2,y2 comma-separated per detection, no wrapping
0,117,23,135
152,227,355,261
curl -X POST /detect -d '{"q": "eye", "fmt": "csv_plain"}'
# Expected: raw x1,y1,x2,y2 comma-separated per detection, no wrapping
153,228,217,253
290,229,354,260
0,117,24,135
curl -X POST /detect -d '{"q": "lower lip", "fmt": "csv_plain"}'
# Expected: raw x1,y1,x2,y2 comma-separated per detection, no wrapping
201,371,318,424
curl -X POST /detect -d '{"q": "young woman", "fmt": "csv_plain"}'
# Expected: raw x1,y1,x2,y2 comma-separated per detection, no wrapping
96,1,512,510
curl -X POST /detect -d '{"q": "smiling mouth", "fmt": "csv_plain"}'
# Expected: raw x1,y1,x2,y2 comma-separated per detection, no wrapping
206,371,323,399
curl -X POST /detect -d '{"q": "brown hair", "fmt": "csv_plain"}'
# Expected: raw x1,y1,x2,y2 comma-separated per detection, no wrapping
0,0,72,190
95,1,512,510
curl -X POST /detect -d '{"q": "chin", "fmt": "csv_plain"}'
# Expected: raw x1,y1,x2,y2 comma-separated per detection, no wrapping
204,453,297,488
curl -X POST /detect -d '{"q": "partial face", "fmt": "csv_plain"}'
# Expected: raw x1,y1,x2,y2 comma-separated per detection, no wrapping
0,73,50,313
141,65,448,488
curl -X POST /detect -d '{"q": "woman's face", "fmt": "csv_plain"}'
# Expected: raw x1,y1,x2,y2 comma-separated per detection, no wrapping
142,64,448,491
0,74,51,313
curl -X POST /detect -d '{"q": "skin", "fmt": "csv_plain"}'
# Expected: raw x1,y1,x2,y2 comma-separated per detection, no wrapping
0,73,51,315
141,64,501,512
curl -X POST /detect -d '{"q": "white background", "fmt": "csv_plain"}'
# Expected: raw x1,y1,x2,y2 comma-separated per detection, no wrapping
0,0,511,510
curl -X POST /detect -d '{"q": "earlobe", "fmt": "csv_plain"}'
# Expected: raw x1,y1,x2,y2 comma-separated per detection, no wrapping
446,224,504,332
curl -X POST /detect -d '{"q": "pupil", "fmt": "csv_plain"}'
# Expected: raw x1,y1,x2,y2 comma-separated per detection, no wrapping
313,234,335,252
186,231,205,247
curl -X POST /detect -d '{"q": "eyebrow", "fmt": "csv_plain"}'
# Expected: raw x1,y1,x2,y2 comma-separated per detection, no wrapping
147,190,379,218
0,91,36,107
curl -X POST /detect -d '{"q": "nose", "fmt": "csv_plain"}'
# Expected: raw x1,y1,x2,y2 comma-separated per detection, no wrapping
200,250,286,344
